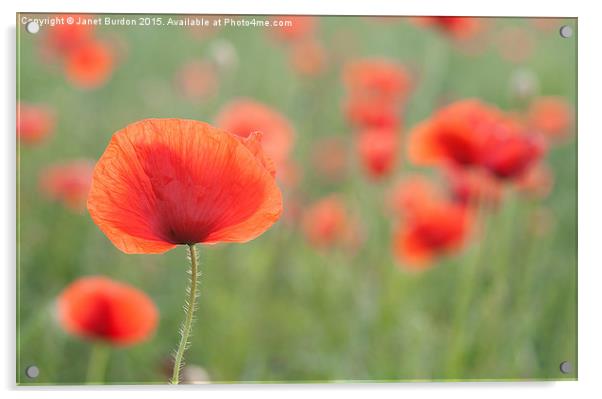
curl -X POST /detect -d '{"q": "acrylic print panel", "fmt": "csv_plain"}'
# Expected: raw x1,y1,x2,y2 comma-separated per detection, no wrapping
16,13,577,385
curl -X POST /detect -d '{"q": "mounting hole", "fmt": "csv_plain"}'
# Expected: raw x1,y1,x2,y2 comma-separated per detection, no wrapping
559,25,573,38
559,361,572,374
25,21,40,34
25,365,39,379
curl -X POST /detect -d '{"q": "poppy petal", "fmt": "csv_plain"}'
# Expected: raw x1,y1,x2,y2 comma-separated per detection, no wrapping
87,118,282,254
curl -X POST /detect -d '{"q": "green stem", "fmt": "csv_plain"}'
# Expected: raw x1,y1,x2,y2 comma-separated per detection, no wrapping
86,342,110,384
445,199,490,377
170,244,200,384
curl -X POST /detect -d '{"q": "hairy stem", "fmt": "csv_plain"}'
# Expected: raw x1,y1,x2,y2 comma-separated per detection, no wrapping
170,244,200,384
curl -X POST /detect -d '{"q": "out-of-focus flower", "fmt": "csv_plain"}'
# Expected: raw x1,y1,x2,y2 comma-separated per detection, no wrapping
445,166,503,206
42,14,96,57
39,160,94,212
480,120,545,179
356,127,400,179
410,17,483,40
302,196,349,249
65,40,115,90
290,38,327,77
343,96,401,129
509,68,540,102
57,276,158,346
17,102,55,145
343,58,411,103
174,59,218,101
495,26,535,64
215,99,295,170
527,96,574,140
270,16,317,42
407,99,502,168
209,38,238,72
409,99,544,180
387,175,445,217
516,162,555,198
87,119,282,254
393,199,472,270
311,137,349,182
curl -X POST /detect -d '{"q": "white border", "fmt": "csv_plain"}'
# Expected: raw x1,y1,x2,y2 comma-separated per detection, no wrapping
3,1,600,398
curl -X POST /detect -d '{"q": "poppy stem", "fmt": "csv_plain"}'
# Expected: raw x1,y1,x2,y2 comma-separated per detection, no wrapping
170,244,200,384
86,342,110,384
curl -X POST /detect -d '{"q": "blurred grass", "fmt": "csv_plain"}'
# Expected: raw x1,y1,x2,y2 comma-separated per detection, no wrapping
17,15,576,384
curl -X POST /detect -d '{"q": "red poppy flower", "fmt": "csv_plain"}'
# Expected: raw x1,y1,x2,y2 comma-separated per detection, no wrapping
480,120,545,179
356,127,400,179
57,276,158,346
43,14,96,57
302,196,349,248
343,95,401,129
343,58,411,102
290,38,327,77
387,175,444,217
407,99,503,168
527,96,574,140
174,59,218,101
65,40,115,89
17,102,55,145
393,200,472,269
39,160,94,211
215,99,295,170
411,17,483,40
87,119,282,254
270,16,317,42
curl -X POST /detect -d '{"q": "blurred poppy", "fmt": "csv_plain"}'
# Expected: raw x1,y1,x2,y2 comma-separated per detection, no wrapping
445,166,503,206
407,99,502,167
270,16,317,42
527,96,574,140
516,162,555,198
174,59,218,101
343,58,411,102
87,119,282,254
215,99,295,170
39,160,94,212
393,200,472,269
65,40,115,89
17,102,55,145
302,196,349,248
410,17,483,40
480,120,545,179
43,14,96,57
356,127,400,179
387,175,444,217
343,95,401,129
312,137,349,181
290,38,327,77
57,276,158,346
